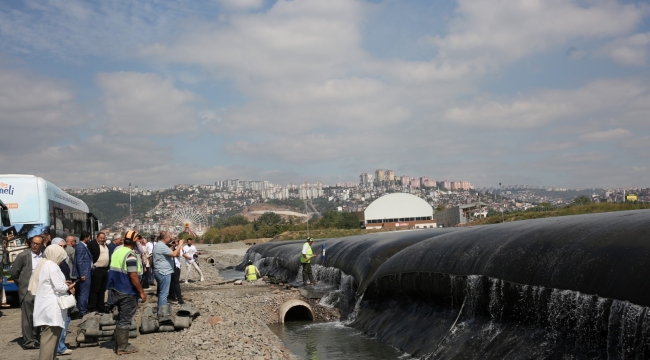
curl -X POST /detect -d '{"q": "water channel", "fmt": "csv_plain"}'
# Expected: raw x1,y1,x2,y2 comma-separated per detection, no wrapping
268,321,405,360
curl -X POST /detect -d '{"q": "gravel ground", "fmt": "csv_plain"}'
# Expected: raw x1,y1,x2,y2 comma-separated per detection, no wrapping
0,242,338,360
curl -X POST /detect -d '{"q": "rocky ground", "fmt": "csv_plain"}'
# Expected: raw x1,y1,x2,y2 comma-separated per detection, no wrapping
0,241,339,360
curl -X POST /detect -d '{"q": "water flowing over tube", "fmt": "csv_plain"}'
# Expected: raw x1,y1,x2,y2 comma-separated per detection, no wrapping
240,210,650,358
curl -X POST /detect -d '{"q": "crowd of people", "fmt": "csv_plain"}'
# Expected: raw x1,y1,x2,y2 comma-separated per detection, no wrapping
9,230,205,359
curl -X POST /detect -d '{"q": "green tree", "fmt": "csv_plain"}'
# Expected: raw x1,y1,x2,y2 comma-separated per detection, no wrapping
213,215,250,229
573,195,591,206
202,227,220,244
436,204,446,212
177,232,193,240
255,212,284,227
253,212,286,238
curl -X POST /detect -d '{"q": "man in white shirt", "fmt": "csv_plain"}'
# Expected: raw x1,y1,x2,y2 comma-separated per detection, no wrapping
146,235,155,285
182,239,204,283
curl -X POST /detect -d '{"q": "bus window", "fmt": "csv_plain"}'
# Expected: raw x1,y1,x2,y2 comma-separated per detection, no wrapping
54,208,64,232
1,208,10,227
73,220,83,236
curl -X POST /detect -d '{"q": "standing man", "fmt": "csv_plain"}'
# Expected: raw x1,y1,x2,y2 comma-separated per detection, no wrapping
300,237,317,286
72,231,93,316
108,233,122,258
152,231,183,314
146,235,155,286
42,233,52,248
106,233,123,312
168,240,184,305
10,235,44,350
137,235,150,289
65,235,76,280
182,238,204,283
87,232,109,313
106,230,146,355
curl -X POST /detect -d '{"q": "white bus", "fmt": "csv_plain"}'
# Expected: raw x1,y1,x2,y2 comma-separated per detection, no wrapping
0,174,99,267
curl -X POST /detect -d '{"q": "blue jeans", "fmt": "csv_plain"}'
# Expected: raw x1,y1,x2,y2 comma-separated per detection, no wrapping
154,272,171,314
77,277,92,315
57,315,71,354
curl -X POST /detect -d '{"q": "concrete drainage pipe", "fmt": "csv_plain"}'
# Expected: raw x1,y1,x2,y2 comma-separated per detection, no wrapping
278,299,315,323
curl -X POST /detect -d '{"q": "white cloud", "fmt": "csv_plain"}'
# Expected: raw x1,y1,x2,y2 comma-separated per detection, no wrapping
97,72,200,135
622,135,650,149
522,141,578,153
216,0,264,10
0,1,200,61
429,0,647,64
601,32,650,66
0,66,85,153
444,79,650,128
579,128,633,142
136,0,367,82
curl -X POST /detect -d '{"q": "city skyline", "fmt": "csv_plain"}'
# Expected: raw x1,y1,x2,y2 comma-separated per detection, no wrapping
1,1,650,189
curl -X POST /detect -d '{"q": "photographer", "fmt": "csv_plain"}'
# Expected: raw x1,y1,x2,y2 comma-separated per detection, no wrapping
167,238,184,305
152,231,183,315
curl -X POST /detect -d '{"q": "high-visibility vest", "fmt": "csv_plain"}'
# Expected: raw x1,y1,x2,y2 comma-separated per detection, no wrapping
300,242,313,264
246,265,258,281
107,246,143,295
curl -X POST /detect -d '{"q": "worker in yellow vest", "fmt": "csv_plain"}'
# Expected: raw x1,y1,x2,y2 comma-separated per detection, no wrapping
244,260,260,282
300,237,317,286
106,230,145,355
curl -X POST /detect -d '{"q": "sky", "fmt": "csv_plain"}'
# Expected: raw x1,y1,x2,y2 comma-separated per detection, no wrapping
1,0,650,189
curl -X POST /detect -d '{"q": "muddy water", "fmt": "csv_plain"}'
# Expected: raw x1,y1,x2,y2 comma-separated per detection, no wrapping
268,321,406,360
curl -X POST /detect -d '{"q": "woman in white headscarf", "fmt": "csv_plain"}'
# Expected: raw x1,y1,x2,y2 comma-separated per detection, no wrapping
28,244,75,360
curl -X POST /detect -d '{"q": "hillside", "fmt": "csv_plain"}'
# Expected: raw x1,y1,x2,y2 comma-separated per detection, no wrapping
469,202,650,226
78,191,159,226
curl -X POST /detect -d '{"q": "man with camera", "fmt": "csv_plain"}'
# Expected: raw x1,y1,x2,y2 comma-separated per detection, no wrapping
152,231,183,315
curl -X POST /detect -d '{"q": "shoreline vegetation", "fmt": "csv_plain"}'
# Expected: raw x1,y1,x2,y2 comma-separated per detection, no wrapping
200,202,650,243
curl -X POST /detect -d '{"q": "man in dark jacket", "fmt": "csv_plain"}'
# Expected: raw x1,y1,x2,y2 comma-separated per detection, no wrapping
73,231,93,315
10,235,44,349
86,232,109,313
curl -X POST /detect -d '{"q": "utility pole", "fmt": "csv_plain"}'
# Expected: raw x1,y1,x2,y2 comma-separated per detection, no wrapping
499,182,504,223
305,201,310,238
129,182,132,227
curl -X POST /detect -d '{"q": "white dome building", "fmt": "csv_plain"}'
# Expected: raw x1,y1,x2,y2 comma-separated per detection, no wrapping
362,193,436,230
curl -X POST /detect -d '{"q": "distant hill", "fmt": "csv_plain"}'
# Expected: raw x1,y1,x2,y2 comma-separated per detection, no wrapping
78,191,158,226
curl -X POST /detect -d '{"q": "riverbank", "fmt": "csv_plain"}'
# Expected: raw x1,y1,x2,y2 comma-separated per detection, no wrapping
0,241,337,360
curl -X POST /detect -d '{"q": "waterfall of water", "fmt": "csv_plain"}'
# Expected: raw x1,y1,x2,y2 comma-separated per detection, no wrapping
355,273,650,359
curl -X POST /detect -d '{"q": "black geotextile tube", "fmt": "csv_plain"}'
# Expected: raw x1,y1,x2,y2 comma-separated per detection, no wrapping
366,209,650,307
237,228,461,291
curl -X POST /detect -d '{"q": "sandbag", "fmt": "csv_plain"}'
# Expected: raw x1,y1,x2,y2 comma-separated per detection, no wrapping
129,330,138,338
158,325,175,332
159,304,172,317
99,313,116,326
79,316,99,331
177,303,200,317
101,325,116,331
176,303,192,317
173,315,192,329
83,329,114,337
142,307,155,318
159,315,174,326
77,342,100,348
139,318,159,334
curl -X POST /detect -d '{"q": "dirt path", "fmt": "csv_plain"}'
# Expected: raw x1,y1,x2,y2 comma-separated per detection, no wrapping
0,242,314,360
